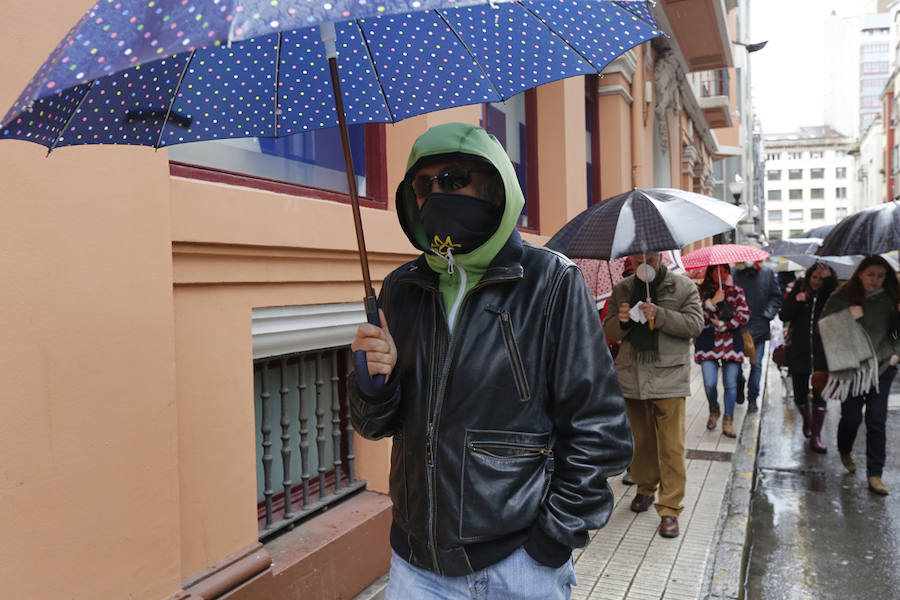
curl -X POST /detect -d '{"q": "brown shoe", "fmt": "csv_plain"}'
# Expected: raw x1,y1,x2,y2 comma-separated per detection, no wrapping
868,477,889,495
659,516,679,538
722,414,736,438
630,493,654,513
840,452,857,473
706,408,720,430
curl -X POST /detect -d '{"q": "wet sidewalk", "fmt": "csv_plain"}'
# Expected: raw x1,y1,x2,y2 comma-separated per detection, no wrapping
354,357,765,600
570,357,764,600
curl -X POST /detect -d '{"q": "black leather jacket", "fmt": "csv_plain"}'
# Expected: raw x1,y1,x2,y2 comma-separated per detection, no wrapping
350,240,631,576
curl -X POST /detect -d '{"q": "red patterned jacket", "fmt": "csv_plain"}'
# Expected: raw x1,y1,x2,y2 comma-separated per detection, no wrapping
693,283,750,363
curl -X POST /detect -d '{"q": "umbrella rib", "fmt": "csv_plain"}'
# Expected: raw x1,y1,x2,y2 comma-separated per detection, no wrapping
274,32,283,138
46,80,95,156
154,49,196,150
354,20,398,125
433,9,504,101
517,2,606,73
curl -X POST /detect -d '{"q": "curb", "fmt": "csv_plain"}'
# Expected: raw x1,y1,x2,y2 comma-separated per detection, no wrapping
700,345,767,600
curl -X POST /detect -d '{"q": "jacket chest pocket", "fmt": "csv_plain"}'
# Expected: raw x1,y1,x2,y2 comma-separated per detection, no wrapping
459,429,552,541
486,305,531,402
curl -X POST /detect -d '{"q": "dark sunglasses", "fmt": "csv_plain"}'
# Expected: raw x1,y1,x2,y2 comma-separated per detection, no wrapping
411,168,486,198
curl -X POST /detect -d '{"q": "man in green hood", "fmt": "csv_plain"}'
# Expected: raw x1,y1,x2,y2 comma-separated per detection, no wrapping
349,123,630,599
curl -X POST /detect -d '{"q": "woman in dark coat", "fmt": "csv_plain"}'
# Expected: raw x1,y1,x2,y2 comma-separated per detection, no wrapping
778,262,837,452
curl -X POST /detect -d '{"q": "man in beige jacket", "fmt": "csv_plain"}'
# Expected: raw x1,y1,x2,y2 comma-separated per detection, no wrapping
603,252,704,538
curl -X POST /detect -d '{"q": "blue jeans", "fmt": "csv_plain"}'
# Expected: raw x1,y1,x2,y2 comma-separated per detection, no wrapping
385,547,577,600
743,339,766,404
700,360,741,416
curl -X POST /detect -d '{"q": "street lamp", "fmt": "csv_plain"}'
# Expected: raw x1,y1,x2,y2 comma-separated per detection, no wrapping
732,40,768,53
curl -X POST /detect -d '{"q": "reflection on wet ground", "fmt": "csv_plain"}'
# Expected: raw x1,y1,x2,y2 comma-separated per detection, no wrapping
745,367,900,599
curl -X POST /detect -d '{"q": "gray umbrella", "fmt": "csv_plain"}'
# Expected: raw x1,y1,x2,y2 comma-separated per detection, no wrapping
817,201,900,256
765,237,822,257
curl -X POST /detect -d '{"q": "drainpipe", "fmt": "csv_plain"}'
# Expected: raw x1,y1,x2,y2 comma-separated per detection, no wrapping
631,48,647,188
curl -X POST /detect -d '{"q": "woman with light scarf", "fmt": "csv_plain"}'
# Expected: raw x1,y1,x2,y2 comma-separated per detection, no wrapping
819,255,900,495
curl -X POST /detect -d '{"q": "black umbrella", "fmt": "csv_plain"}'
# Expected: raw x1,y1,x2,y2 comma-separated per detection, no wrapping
764,237,822,257
802,224,836,239
546,188,744,260
816,201,900,256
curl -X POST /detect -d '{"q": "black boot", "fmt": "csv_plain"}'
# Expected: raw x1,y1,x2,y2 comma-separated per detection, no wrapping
809,405,827,453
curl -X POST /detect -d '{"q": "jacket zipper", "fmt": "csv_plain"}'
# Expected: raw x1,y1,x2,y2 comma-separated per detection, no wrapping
423,274,519,573
469,441,552,459
485,306,531,402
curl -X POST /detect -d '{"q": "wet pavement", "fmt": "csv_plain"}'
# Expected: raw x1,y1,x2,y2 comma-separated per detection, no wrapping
746,365,900,599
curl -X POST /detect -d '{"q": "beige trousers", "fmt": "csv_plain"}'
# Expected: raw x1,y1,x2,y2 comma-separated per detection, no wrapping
625,397,687,518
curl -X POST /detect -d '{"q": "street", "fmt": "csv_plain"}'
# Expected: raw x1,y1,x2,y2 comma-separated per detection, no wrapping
746,366,900,599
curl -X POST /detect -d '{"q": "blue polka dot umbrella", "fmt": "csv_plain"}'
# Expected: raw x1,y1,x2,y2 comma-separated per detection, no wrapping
1,0,660,393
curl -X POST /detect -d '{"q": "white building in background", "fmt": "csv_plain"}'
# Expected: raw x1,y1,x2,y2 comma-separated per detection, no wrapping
855,115,886,210
762,127,856,240
823,5,890,139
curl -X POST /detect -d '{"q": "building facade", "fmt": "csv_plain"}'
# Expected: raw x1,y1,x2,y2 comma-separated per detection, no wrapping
0,1,745,599
762,127,856,240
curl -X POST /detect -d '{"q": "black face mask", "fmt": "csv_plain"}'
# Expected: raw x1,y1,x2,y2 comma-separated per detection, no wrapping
419,192,502,258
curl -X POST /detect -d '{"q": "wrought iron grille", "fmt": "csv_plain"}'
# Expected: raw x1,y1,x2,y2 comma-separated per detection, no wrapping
253,346,365,540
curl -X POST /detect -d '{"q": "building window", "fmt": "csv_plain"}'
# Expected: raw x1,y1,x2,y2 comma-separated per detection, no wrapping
789,229,805,237
811,188,825,199
768,210,782,221
767,170,782,181
789,189,803,200
768,189,782,201
484,90,538,231
836,167,847,178
810,168,824,179
789,209,804,221
769,230,783,241
809,151,823,159
835,150,848,158
788,152,802,160
168,125,387,208
788,169,803,180
836,207,848,218
811,208,825,220
835,187,847,198
766,152,781,161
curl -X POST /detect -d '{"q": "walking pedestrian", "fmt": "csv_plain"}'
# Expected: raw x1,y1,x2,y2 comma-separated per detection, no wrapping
819,255,900,495
350,122,631,599
733,262,783,412
778,262,837,452
603,252,704,538
694,264,750,438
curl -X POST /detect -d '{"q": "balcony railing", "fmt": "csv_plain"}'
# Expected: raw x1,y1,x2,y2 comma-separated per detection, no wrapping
694,68,730,98
253,347,365,541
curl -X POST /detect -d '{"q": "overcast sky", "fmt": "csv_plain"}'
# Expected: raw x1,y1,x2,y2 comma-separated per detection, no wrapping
749,0,833,133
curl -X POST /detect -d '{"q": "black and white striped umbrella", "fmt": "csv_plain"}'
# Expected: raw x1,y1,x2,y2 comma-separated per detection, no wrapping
546,188,745,260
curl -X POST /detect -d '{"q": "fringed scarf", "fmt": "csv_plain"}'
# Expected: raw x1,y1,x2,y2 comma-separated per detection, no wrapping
817,307,879,401
628,264,667,363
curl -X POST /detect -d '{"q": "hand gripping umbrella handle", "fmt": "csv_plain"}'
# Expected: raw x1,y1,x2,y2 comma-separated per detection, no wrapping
353,295,386,396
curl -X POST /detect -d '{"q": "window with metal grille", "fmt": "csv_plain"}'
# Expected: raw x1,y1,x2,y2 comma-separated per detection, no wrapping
836,187,847,198
810,168,825,179
253,347,365,541
768,210,782,221
768,189,782,201
789,189,803,200
811,188,825,199
788,169,803,180
767,170,781,180
811,208,825,220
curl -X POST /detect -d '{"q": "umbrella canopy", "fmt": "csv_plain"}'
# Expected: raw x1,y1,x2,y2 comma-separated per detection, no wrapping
771,258,805,273
801,224,835,239
681,244,769,270
1,0,660,149
816,201,900,256
765,237,822,257
545,188,745,260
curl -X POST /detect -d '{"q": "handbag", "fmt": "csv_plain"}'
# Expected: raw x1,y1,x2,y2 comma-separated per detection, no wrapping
772,325,790,368
742,328,756,363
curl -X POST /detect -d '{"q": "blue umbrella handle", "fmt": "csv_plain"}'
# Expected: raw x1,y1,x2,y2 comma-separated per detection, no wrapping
354,295,385,396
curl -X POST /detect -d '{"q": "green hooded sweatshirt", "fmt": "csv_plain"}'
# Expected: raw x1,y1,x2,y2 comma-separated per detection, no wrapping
396,123,525,331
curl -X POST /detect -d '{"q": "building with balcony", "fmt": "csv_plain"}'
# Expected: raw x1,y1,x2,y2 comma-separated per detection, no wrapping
0,1,747,599
762,127,856,240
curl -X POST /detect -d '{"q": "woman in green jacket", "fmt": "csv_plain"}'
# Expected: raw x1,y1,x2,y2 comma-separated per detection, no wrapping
820,255,900,495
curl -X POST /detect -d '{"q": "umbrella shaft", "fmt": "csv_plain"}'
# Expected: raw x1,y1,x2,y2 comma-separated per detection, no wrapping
328,55,375,298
